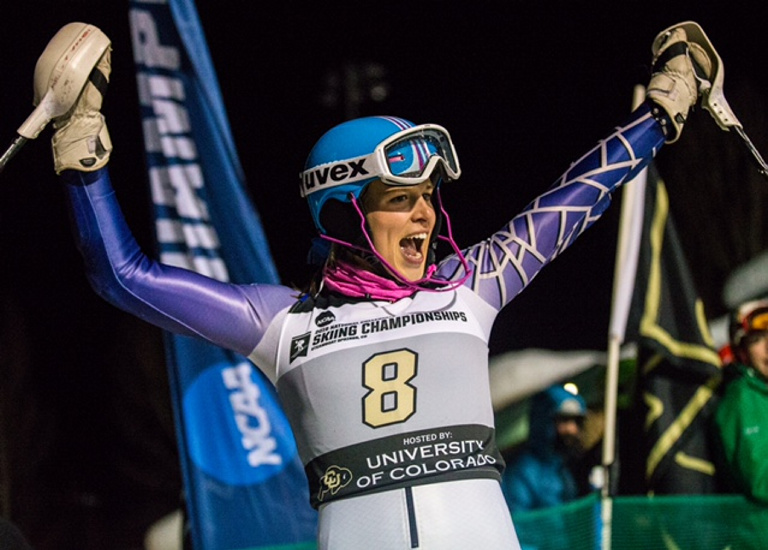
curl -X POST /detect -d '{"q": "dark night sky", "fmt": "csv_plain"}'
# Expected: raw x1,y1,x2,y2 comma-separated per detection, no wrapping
2,2,768,547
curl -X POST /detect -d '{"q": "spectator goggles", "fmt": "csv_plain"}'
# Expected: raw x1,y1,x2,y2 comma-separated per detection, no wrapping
300,124,461,197
740,306,768,334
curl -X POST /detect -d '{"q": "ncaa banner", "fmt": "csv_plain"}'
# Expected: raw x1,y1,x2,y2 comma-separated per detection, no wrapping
128,1,317,548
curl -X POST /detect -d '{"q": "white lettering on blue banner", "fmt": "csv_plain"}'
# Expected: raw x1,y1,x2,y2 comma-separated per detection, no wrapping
130,7,228,281
131,4,280,468
222,363,282,467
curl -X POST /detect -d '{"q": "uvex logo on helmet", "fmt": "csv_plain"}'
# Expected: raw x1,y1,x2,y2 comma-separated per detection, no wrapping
300,155,372,197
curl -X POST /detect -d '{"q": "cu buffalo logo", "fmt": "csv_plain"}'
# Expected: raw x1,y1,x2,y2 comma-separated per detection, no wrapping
318,465,353,502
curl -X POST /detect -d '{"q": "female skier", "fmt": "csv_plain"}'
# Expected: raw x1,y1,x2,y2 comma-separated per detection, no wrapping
42,21,713,550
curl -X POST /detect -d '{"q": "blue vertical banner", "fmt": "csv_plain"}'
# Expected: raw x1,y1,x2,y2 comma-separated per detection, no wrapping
127,1,318,548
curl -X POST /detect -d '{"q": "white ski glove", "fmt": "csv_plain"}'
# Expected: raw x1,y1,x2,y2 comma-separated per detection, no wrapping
51,47,112,173
647,24,713,143
21,22,110,173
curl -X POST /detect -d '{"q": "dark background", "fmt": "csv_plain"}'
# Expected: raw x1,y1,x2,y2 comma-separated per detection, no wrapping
2,2,768,548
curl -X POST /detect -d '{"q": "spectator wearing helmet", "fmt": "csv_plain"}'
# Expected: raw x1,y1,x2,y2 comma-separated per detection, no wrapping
714,299,768,504
501,385,588,513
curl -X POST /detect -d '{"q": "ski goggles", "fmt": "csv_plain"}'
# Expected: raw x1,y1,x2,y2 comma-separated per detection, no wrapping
740,306,768,333
300,124,461,197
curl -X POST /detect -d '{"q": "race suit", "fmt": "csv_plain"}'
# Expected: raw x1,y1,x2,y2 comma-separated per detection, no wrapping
62,103,665,549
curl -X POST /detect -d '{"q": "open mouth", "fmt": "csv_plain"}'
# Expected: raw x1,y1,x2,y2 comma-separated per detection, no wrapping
400,232,428,264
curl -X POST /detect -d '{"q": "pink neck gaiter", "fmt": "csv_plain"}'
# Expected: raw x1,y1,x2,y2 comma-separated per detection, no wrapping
322,260,419,301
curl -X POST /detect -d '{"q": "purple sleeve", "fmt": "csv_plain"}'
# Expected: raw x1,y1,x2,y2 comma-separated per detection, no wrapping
62,169,296,357
437,102,666,311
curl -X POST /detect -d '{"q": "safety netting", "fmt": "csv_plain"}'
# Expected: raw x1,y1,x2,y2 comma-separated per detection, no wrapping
244,492,768,549
513,492,768,550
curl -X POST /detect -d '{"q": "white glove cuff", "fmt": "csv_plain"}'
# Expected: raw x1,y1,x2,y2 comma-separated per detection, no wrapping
52,113,112,174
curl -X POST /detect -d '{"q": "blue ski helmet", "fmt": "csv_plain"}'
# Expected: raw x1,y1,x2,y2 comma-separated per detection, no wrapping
300,116,461,238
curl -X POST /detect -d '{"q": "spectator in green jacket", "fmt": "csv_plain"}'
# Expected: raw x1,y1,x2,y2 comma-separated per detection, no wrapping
714,298,768,503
